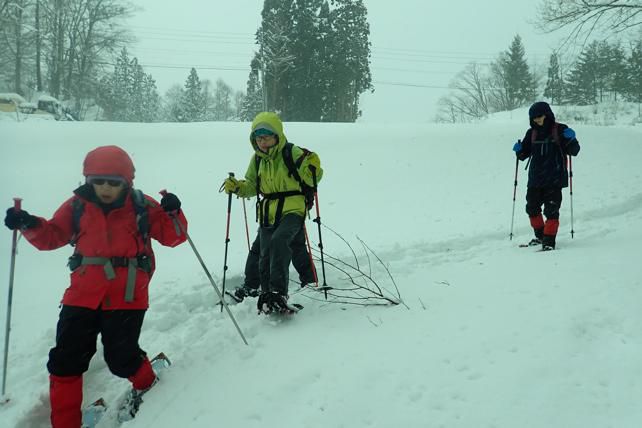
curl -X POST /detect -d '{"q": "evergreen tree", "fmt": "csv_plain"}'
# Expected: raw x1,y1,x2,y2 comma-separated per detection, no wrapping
257,0,295,115
624,40,642,113
489,35,537,111
327,0,373,121
286,0,326,121
604,42,627,101
96,48,160,122
241,57,264,121
180,68,207,122
543,53,564,105
251,0,372,122
213,78,233,121
566,41,600,105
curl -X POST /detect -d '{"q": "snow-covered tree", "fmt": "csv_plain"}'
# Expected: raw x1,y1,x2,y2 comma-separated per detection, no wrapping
488,35,537,111
96,48,159,122
179,68,207,122
543,53,564,105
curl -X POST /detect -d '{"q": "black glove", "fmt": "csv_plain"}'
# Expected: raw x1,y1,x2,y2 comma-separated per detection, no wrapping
160,193,181,213
4,208,39,230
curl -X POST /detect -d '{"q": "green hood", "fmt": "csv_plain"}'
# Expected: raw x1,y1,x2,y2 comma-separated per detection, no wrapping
250,112,288,159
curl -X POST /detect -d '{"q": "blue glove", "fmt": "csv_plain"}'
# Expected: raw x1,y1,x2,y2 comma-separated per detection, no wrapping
563,127,575,139
512,141,522,152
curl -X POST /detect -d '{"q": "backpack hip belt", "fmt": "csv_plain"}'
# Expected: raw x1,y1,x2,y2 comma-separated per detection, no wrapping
259,190,303,227
68,254,152,302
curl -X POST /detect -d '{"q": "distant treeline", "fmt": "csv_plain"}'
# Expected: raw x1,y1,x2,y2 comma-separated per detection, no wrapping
436,36,642,123
0,0,373,122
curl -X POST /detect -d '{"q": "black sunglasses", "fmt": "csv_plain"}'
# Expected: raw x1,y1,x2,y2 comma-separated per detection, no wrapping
89,178,124,187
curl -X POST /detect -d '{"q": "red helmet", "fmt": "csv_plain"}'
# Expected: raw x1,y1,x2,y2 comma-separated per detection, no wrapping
83,145,135,185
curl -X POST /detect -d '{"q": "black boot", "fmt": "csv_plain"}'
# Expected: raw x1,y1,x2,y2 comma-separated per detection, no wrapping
527,227,544,246
542,234,556,251
232,285,260,302
257,291,293,314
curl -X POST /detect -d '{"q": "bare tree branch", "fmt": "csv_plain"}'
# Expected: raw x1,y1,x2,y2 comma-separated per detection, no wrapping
535,0,642,46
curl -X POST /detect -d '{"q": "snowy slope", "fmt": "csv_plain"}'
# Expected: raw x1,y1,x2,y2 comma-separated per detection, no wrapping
0,113,641,428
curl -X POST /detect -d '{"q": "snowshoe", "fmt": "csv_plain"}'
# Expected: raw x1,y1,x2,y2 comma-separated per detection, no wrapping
81,398,107,428
519,238,542,248
116,353,171,423
227,285,260,303
257,292,303,315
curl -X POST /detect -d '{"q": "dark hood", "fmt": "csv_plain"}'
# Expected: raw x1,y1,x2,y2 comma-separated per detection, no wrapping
528,101,556,133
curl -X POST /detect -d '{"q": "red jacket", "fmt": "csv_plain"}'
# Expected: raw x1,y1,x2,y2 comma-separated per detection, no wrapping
22,186,187,310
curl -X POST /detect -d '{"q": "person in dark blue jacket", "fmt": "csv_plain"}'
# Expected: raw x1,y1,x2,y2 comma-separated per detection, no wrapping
513,101,580,250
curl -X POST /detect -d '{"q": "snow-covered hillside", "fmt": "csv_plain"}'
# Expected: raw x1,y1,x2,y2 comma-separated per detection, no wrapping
0,113,641,428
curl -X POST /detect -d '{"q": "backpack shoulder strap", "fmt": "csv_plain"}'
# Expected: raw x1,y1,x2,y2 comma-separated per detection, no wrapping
282,142,309,186
131,189,150,243
282,142,315,210
254,154,261,194
551,123,561,146
70,197,85,246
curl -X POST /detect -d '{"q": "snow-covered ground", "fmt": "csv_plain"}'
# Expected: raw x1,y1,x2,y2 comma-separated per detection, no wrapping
0,111,641,428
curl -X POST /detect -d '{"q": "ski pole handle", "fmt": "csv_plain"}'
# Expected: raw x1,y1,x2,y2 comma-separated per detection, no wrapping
159,190,181,236
13,198,22,212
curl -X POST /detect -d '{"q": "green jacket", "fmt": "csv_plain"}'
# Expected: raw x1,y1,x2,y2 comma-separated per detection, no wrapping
236,112,323,226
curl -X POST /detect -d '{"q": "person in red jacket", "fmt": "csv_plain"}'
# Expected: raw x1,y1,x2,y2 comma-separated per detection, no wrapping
3,145,187,428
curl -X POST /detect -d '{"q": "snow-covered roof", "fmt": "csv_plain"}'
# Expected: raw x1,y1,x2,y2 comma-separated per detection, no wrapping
38,94,60,102
0,93,26,103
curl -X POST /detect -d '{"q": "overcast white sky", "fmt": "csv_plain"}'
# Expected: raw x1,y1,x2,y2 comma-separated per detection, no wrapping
128,0,573,122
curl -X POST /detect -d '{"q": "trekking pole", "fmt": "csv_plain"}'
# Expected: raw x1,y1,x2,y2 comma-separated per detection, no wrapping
2,198,22,399
509,153,519,240
309,167,329,299
159,190,248,346
220,172,234,313
242,198,250,252
569,156,575,239
303,223,318,287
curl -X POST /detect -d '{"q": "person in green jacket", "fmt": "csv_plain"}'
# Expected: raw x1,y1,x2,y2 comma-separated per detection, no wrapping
223,112,323,313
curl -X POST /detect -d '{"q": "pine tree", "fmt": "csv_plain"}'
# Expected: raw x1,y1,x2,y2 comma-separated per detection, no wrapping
257,0,296,115
96,48,160,122
543,53,564,105
213,78,233,121
180,68,207,122
327,0,373,121
491,35,537,111
286,0,325,121
624,40,642,115
604,42,627,102
241,57,264,121
251,0,372,122
566,41,600,105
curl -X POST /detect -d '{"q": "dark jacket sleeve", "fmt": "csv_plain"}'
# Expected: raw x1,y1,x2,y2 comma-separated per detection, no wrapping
557,123,580,156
